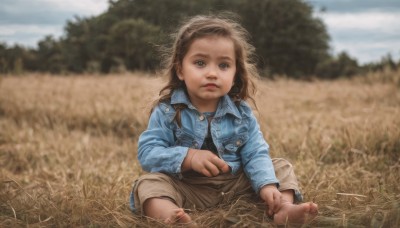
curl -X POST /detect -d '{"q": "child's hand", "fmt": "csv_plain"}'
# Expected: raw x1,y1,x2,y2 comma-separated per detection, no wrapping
182,149,230,177
259,184,282,216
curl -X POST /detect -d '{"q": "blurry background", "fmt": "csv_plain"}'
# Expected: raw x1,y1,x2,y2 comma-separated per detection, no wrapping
1,0,399,78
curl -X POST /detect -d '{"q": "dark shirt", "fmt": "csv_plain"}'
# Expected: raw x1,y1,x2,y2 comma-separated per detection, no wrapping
200,112,218,155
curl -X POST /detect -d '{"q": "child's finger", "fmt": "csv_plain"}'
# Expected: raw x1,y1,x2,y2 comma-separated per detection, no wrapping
272,191,281,213
205,161,221,176
265,193,274,216
216,159,230,173
220,163,230,173
200,167,213,177
265,191,281,216
212,156,230,173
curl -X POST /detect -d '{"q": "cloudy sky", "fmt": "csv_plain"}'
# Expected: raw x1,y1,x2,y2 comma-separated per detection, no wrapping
307,0,400,64
1,0,399,64
0,0,108,48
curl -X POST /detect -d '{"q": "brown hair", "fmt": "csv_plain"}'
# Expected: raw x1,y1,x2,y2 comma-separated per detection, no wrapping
155,13,259,126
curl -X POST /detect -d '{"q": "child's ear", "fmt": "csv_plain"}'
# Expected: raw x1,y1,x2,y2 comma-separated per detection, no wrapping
176,66,184,80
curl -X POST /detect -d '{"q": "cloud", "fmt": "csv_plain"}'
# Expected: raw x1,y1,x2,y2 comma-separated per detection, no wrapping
308,0,400,13
0,24,62,47
0,0,108,25
313,9,400,63
46,0,108,13
320,11,400,33
331,38,400,63
0,0,108,47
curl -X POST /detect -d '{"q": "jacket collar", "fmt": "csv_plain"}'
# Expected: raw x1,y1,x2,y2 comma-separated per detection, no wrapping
171,88,242,119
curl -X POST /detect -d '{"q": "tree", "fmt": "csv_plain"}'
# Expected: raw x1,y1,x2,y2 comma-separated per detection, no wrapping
36,35,65,73
315,51,359,79
0,43,9,74
62,17,92,73
0,0,333,78
0,44,36,75
237,0,330,77
109,19,161,71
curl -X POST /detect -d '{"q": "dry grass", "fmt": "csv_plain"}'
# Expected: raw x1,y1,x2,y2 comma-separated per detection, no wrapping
0,71,399,227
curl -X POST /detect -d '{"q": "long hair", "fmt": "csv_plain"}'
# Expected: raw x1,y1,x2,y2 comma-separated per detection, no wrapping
155,13,259,126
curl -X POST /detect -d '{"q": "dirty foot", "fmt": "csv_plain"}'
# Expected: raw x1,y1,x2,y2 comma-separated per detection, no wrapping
273,202,318,225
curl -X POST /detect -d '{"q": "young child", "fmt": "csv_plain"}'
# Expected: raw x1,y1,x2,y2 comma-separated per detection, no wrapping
130,14,318,225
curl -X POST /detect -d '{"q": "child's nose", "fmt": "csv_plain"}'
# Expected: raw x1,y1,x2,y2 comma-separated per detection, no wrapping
206,64,218,78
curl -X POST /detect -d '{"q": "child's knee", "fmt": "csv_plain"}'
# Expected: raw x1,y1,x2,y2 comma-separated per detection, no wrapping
132,173,182,213
135,172,174,194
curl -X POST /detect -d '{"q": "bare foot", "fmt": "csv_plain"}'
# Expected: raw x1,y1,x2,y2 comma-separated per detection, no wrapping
144,198,195,226
273,202,318,225
164,208,193,225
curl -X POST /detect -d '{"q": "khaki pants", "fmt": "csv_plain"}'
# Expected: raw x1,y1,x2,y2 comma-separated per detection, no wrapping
131,158,302,213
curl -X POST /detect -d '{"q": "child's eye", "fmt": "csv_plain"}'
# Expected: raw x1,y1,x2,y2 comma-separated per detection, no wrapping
194,60,206,67
219,63,229,69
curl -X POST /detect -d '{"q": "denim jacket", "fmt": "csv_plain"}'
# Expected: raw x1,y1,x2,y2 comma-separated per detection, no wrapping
137,88,279,193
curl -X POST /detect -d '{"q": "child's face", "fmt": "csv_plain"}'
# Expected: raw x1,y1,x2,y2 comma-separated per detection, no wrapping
178,35,236,112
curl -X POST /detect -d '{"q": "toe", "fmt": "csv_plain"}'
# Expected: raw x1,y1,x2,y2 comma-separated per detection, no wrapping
309,203,319,215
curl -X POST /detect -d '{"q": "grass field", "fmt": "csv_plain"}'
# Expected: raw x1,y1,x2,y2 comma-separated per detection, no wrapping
1,71,399,227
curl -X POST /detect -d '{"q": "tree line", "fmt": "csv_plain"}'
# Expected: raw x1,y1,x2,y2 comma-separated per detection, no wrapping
1,0,399,78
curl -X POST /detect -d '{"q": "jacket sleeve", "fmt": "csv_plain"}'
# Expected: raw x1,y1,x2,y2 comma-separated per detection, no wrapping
240,108,279,193
137,104,188,175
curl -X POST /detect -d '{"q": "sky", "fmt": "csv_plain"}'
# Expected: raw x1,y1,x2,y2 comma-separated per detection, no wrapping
307,0,400,64
0,0,399,64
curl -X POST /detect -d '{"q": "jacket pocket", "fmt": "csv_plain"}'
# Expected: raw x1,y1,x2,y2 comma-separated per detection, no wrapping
222,134,249,153
175,128,198,148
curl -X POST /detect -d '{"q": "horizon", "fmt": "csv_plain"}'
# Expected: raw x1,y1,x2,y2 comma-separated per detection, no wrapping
0,0,399,65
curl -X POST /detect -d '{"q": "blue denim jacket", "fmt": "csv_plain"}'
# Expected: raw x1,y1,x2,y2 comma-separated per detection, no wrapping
137,88,279,193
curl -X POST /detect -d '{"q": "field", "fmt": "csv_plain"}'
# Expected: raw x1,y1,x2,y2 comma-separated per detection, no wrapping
1,71,399,227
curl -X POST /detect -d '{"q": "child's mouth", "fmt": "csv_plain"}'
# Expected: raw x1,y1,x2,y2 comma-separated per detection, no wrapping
204,83,218,88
